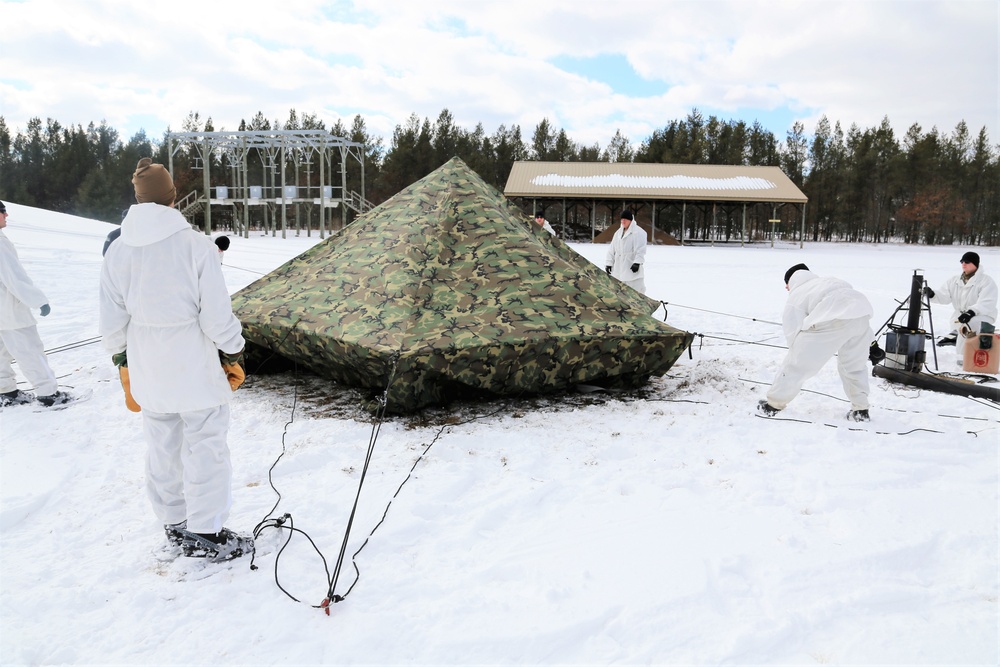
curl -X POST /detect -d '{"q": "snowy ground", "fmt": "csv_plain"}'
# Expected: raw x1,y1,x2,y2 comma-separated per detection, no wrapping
0,201,997,665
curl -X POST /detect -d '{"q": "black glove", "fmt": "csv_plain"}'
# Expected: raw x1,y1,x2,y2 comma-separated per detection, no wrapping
922,286,934,299
605,266,612,275
40,304,50,317
958,310,975,324
111,351,128,368
868,341,885,366
630,263,640,273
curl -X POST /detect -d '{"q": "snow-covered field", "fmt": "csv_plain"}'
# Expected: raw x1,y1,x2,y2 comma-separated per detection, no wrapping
1,201,997,665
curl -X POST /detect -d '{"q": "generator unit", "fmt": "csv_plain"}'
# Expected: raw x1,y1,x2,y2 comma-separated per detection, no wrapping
881,271,927,372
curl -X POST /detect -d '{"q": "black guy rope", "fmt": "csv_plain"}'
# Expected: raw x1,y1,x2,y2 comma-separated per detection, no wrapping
693,332,788,350
659,300,781,327
44,336,102,355
321,351,400,613
321,393,518,613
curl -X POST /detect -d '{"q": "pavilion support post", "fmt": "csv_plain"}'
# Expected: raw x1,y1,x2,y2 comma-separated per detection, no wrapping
562,198,567,238
340,149,348,230
800,203,806,248
652,202,657,244
741,203,746,247
202,137,211,235
711,203,717,247
590,199,597,243
319,147,326,239
242,139,249,238
681,202,686,245
280,143,287,239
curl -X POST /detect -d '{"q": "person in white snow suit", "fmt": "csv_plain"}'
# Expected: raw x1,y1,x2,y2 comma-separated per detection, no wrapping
605,210,647,293
533,211,557,236
214,235,230,263
758,263,875,422
923,251,997,365
100,158,253,562
0,200,71,408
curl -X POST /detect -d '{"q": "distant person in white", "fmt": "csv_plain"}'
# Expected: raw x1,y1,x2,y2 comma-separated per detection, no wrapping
605,210,646,293
923,251,997,366
214,235,230,263
0,200,70,407
758,263,874,422
533,211,556,235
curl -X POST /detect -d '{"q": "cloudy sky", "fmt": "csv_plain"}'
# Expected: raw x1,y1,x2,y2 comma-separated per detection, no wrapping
1,0,996,151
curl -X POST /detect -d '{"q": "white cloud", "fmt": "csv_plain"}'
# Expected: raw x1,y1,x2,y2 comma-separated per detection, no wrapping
0,0,995,152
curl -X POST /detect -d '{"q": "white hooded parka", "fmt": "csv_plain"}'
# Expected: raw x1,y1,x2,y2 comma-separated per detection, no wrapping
0,229,48,331
99,203,244,413
605,222,647,289
929,268,998,326
782,270,874,347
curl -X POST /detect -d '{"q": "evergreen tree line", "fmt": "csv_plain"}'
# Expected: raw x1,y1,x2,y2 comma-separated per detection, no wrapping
0,108,996,245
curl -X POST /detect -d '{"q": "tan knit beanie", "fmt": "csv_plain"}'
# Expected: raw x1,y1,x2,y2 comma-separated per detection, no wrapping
132,157,176,206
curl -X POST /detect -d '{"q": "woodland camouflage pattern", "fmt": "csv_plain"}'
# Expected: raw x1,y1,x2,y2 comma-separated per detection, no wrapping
231,157,693,412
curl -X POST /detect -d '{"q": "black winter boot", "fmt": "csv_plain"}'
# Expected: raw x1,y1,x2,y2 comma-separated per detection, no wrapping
179,527,254,562
0,390,34,407
847,409,871,422
757,399,780,417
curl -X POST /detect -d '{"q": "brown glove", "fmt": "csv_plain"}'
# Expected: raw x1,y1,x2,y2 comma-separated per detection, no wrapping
119,365,141,412
220,350,245,391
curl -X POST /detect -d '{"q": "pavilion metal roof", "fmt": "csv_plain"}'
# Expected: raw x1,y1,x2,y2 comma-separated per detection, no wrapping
504,161,807,204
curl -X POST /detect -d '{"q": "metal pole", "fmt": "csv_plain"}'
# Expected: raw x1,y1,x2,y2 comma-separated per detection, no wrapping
590,199,597,243
203,137,211,235
651,201,657,245
711,203,716,247
769,205,779,248
360,146,366,211
242,138,249,238
562,198,566,238
319,142,326,239
340,148,348,230
681,202,686,245
741,203,746,247
280,142,287,239
294,149,301,236
800,203,806,248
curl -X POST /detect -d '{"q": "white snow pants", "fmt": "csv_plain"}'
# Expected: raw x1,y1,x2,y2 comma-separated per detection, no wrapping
0,326,57,395
767,317,873,411
142,404,233,534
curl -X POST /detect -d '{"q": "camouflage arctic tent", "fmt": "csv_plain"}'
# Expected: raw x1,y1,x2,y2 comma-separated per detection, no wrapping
231,157,693,412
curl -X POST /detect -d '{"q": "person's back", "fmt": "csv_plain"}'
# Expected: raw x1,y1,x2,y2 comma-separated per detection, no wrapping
785,271,873,341
102,204,240,413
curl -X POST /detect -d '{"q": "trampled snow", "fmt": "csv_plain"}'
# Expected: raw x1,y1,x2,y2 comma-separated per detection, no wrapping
0,202,996,665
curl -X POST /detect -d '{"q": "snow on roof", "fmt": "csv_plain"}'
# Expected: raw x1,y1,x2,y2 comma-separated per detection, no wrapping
531,173,777,191
504,161,808,203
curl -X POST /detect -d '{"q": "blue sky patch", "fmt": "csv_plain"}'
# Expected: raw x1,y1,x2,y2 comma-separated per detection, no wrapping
320,0,378,27
551,53,668,98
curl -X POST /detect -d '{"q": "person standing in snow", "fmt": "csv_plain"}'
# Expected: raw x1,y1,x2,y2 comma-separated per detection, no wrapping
0,200,71,408
533,210,557,236
605,210,647,293
100,158,253,562
922,251,997,365
758,263,875,422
